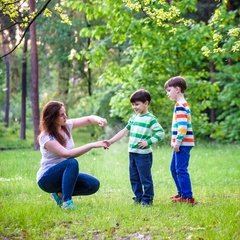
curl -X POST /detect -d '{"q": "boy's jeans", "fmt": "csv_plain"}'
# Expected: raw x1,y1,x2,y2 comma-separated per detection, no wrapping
38,158,100,202
170,146,193,199
129,152,153,204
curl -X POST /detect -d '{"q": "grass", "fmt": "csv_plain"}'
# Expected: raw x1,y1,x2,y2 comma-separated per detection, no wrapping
0,131,240,239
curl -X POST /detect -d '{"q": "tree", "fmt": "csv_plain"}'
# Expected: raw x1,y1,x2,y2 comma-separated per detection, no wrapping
20,34,28,140
29,0,40,149
0,0,71,147
201,0,240,57
1,31,10,127
0,0,53,58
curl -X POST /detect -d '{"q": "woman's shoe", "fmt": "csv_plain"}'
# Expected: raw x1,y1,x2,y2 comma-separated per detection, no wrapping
51,193,63,207
62,200,77,210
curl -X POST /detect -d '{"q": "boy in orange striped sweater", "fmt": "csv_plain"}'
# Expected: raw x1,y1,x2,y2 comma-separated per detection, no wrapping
165,76,195,204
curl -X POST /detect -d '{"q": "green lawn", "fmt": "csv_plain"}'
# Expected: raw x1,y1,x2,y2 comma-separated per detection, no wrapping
0,134,239,239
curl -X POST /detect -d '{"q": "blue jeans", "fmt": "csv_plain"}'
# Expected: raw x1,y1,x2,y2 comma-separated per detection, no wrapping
170,146,193,198
38,158,100,202
129,152,153,204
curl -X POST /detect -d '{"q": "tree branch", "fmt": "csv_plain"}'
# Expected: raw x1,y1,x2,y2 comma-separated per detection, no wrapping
0,0,23,15
137,0,154,20
46,6,63,21
1,0,21,8
0,0,52,59
0,21,29,32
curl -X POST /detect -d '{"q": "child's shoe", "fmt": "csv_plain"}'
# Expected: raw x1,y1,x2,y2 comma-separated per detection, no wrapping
51,193,63,207
170,194,181,199
133,197,142,204
172,197,195,205
62,200,77,210
141,200,153,207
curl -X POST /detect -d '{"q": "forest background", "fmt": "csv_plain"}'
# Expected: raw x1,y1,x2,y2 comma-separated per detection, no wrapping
0,0,240,149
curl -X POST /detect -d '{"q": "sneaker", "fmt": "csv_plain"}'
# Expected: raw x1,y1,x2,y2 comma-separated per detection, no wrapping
51,193,63,207
170,194,181,199
61,200,77,210
172,197,195,205
141,200,153,207
133,197,142,204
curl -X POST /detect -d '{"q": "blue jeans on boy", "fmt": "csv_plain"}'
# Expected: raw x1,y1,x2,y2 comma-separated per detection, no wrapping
38,158,100,202
129,152,153,204
170,146,193,198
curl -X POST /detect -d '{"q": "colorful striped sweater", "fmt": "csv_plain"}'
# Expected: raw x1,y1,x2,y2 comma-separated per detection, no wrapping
126,113,165,154
172,101,194,147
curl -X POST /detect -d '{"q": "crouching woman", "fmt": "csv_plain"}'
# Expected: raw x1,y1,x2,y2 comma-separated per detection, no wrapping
37,101,108,209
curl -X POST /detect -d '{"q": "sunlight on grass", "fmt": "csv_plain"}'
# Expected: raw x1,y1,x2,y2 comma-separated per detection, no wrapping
0,142,240,239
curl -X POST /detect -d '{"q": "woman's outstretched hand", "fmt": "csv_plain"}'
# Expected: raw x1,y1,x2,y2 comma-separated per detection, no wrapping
98,118,107,127
103,140,111,150
94,141,109,149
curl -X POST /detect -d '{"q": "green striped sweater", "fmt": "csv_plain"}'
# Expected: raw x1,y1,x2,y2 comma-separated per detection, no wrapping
126,113,165,154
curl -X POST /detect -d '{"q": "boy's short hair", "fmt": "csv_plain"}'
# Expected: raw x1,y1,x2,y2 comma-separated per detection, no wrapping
164,76,187,93
130,89,151,104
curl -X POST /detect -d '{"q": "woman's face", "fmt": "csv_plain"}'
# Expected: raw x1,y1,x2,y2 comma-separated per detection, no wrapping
54,106,67,127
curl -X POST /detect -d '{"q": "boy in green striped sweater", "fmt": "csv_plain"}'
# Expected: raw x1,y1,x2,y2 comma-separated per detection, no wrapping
105,89,164,206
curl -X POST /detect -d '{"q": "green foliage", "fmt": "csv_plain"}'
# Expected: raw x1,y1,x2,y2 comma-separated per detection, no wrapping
210,63,240,142
122,0,240,55
0,0,71,29
0,61,7,104
202,3,240,56
0,90,32,126
0,122,8,137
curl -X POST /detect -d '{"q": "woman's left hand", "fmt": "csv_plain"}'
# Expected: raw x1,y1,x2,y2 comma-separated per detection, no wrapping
98,118,107,127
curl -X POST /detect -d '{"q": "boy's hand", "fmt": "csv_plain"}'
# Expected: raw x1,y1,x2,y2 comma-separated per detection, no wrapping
103,140,111,149
173,145,180,152
95,141,109,149
138,140,148,149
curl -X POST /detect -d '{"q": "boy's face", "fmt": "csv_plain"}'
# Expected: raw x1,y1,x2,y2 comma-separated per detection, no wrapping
166,86,179,101
131,101,148,115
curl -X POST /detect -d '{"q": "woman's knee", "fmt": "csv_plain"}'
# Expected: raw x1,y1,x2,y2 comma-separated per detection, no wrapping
91,178,100,194
67,158,79,171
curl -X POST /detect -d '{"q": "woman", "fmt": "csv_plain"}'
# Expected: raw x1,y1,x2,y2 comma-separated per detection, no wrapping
37,101,108,209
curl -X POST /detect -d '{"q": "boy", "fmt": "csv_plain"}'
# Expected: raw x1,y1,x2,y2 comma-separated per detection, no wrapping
105,89,164,206
164,76,195,204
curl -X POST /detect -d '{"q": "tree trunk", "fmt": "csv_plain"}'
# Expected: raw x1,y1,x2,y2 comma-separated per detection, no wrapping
87,36,92,96
44,46,50,81
86,17,92,96
29,0,40,149
1,31,10,128
20,35,28,140
210,59,216,124
58,64,70,104
227,0,232,66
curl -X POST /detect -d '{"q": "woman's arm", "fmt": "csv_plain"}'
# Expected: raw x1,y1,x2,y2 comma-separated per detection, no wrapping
45,140,107,159
71,116,107,129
